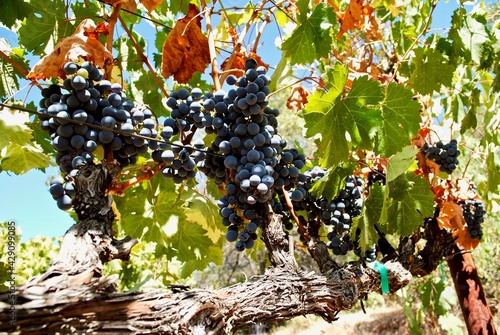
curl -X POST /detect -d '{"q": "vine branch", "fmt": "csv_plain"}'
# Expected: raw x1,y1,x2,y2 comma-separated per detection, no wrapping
201,1,221,91
118,16,169,98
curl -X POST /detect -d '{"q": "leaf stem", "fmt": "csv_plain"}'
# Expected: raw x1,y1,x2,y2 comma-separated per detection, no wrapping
118,16,170,98
219,0,268,85
0,50,43,91
201,1,221,91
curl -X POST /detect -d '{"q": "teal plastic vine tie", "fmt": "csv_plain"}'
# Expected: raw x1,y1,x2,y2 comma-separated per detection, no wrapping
374,262,390,294
440,262,446,282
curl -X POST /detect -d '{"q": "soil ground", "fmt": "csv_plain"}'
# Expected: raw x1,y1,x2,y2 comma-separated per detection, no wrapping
268,306,468,335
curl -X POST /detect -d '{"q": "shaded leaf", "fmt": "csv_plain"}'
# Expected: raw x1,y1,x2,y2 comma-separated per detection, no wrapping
386,145,418,183
375,83,422,156
161,4,210,83
0,0,33,28
409,48,455,95
309,164,353,201
379,173,434,236
351,182,383,253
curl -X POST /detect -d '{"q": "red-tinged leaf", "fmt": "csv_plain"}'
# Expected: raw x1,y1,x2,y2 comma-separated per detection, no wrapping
161,4,210,84
437,201,464,230
27,19,114,80
84,22,109,39
221,51,269,75
286,86,311,112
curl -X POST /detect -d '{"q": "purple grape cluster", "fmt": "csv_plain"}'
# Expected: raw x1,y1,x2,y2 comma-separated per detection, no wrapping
162,59,310,251
273,167,372,260
422,140,460,174
461,200,485,240
38,61,159,210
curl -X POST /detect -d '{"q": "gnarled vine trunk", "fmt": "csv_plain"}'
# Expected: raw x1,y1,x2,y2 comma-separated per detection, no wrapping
0,164,494,334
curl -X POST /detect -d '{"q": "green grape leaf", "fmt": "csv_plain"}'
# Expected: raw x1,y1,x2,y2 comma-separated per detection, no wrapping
449,9,489,64
0,54,19,100
301,75,383,167
281,3,336,65
0,111,33,150
180,245,223,278
225,5,254,26
29,119,54,154
486,150,500,195
0,108,52,174
134,71,168,117
18,0,66,54
1,143,52,174
351,183,384,253
321,63,349,93
182,190,224,244
115,178,184,247
116,32,145,72
409,48,455,95
268,55,293,93
386,145,418,183
374,83,422,156
379,173,434,236
0,0,33,28
309,164,353,201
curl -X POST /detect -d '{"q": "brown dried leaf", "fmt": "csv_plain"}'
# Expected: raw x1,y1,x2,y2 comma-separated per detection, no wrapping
161,4,210,84
221,51,269,76
140,0,163,13
337,0,381,40
27,19,114,80
437,201,464,230
286,86,310,112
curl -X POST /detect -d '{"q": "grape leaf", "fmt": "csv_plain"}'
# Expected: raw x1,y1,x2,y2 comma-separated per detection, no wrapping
281,3,336,65
18,0,66,54
351,182,383,253
487,150,500,196
409,48,455,95
379,173,434,236
115,176,188,245
374,83,422,157
0,0,33,28
134,71,168,117
161,4,210,83
386,145,418,183
182,191,224,244
116,177,222,278
301,75,383,167
449,9,489,64
1,143,52,174
309,164,353,201
27,19,114,80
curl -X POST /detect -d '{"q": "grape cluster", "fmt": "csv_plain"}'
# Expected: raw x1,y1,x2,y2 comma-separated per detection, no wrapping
48,177,75,211
367,168,386,187
38,61,159,210
422,140,460,174
162,59,308,251
461,200,485,240
273,167,371,260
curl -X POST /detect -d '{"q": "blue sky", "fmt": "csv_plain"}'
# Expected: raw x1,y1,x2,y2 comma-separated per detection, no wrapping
0,1,479,242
